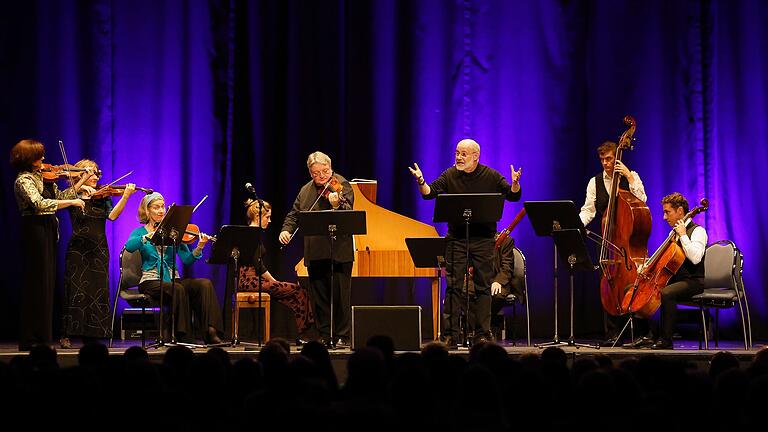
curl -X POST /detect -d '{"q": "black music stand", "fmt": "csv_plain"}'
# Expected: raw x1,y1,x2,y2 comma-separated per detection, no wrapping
208,225,264,347
552,229,600,349
298,210,367,349
405,237,448,339
524,200,585,349
434,193,504,348
145,204,198,349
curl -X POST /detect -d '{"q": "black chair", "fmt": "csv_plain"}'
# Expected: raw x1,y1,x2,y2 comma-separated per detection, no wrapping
497,247,531,346
680,240,752,350
108,247,158,348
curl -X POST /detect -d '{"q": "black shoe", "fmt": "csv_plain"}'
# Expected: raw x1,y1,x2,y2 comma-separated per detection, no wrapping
204,327,222,345
599,337,621,348
439,335,457,349
295,338,309,346
622,336,655,349
473,333,494,345
651,338,673,350
335,337,350,349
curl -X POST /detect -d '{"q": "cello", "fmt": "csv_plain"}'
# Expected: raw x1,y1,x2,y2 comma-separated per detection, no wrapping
599,116,652,316
621,199,709,318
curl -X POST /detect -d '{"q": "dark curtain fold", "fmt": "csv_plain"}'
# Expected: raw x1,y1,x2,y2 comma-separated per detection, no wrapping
1,0,766,341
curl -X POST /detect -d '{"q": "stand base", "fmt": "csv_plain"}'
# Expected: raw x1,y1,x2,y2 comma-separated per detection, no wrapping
536,337,600,349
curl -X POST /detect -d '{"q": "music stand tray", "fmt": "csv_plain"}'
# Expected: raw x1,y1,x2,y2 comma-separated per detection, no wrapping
524,200,583,235
297,210,367,237
405,237,448,340
209,225,264,347
433,193,504,224
297,210,367,348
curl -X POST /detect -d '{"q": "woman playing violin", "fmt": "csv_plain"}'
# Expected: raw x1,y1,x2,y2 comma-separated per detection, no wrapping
623,192,708,350
60,159,137,348
279,151,354,348
240,199,314,344
10,139,89,351
124,193,224,344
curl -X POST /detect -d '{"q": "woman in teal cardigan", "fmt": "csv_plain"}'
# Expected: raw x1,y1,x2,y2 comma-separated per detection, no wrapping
125,192,223,344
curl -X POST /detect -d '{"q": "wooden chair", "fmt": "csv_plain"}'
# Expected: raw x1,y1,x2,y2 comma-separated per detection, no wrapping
233,291,271,343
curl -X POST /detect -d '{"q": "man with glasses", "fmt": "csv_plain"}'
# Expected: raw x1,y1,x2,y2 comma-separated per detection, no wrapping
280,151,354,348
409,139,522,347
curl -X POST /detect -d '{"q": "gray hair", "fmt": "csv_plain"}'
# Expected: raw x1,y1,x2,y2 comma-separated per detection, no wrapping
306,151,332,169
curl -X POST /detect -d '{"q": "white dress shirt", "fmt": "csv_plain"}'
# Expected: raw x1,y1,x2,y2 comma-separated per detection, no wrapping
579,171,647,226
680,219,707,265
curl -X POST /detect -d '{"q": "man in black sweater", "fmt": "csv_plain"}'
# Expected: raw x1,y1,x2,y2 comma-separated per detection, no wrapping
409,139,522,347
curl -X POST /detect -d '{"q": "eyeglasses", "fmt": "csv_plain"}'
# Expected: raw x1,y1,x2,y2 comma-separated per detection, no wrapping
310,168,331,178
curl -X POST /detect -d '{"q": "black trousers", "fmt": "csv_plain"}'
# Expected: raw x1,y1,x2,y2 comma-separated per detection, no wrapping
19,215,58,349
307,260,352,340
139,278,223,338
659,278,705,340
444,237,494,337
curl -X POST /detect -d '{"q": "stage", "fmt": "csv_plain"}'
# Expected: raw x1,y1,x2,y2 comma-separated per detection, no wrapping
1,338,761,383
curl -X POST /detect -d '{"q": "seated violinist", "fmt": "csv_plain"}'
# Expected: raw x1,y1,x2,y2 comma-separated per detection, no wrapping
124,192,224,344
623,192,707,350
238,198,314,344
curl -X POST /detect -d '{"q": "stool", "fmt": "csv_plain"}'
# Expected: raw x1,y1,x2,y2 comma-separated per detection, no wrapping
233,292,271,342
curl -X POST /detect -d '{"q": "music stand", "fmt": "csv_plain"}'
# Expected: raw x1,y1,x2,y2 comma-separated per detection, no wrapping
298,210,367,348
208,225,264,347
434,193,504,348
524,200,584,348
145,204,199,349
552,229,600,349
405,237,448,339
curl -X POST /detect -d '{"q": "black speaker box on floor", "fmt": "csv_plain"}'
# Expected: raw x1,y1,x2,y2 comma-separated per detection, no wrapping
352,305,422,351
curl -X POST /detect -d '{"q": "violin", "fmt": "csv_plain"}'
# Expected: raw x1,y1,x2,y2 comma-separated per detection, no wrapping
182,223,217,244
620,199,709,318
320,176,344,198
495,208,527,249
90,184,153,199
40,163,102,182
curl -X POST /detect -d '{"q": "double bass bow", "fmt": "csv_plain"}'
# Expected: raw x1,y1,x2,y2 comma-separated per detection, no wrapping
621,199,709,318
599,116,652,316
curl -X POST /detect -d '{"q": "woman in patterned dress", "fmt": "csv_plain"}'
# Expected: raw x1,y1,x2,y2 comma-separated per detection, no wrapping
60,159,137,348
239,198,314,343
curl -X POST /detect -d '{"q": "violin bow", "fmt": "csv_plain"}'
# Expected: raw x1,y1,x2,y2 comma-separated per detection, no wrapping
58,139,77,190
93,170,134,195
193,195,208,213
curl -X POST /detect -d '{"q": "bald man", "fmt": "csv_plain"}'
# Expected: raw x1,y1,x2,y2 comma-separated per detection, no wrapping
409,138,522,347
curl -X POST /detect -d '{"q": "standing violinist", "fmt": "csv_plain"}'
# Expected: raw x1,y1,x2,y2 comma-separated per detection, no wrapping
10,139,89,351
124,192,224,344
59,159,137,349
409,138,522,347
279,151,354,348
578,141,647,347
624,192,707,350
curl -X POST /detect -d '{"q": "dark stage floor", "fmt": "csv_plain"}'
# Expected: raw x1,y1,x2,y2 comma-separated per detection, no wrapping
1,338,762,383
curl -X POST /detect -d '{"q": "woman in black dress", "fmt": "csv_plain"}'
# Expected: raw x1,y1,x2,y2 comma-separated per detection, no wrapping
60,159,137,348
10,140,87,351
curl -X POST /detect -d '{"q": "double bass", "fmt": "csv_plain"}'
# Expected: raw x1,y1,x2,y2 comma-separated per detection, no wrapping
599,116,652,316
621,199,709,318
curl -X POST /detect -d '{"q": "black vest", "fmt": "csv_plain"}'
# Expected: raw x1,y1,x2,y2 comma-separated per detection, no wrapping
594,172,630,216
675,222,705,280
